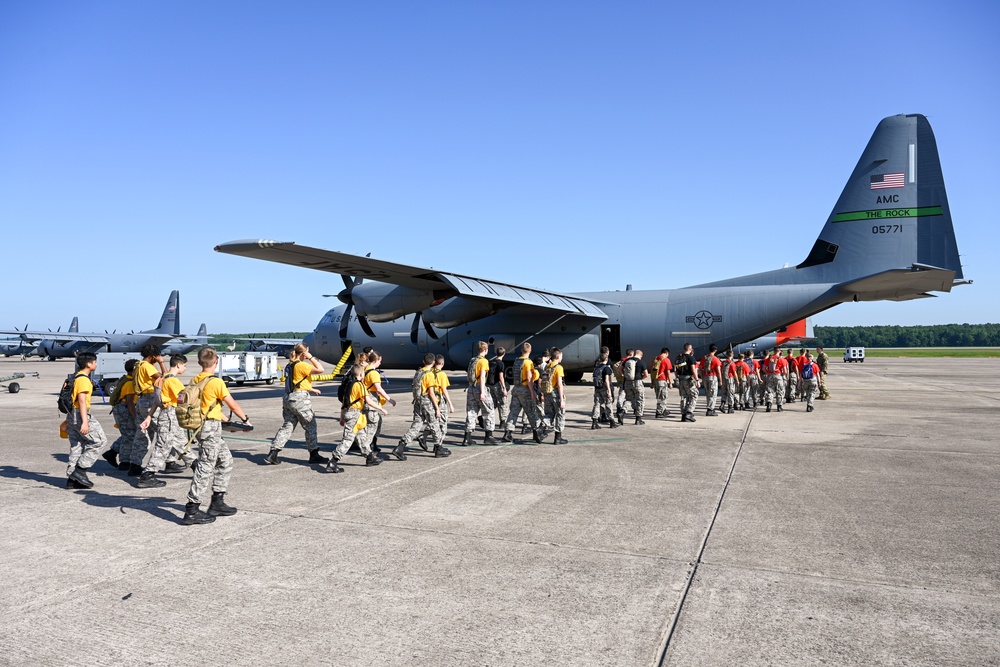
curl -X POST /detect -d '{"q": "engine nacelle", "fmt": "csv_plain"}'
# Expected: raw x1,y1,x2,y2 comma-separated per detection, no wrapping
351,283,436,322
422,297,498,328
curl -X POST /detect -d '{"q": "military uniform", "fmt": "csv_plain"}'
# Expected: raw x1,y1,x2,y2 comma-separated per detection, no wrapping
144,373,191,473
542,360,566,434
801,359,820,411
66,373,108,483
763,354,786,410
503,355,541,438
700,354,721,414
271,360,321,455
398,366,442,451
465,356,496,434
817,350,831,399
130,359,160,467
111,375,137,465
186,372,233,505
652,354,672,417
592,361,615,424
674,352,698,420
335,381,375,460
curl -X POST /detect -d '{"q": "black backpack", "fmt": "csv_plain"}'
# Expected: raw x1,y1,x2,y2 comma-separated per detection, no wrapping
593,362,610,388
284,361,306,394
58,373,90,414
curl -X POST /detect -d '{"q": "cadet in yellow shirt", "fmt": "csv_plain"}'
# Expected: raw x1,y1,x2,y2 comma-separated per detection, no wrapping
544,348,568,444
463,341,498,446
327,359,388,473
361,350,396,453
138,355,193,487
393,353,449,460
106,358,138,471
502,342,543,444
64,352,108,489
129,344,165,476
183,347,250,526
265,343,330,466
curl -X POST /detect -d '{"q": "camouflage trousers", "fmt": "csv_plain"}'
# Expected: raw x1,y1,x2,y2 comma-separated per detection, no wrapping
653,379,670,415
802,378,819,408
111,402,136,460
630,380,645,417
592,388,613,420
365,405,384,443
703,376,719,411
489,385,509,424
722,378,740,410
402,397,442,447
131,393,158,466
746,377,761,406
271,391,318,451
335,408,373,459
505,386,540,432
819,371,830,398
615,381,634,414
677,377,698,415
542,392,565,432
145,407,191,472
465,386,496,432
66,409,107,476
187,420,232,504
786,373,798,402
765,375,785,406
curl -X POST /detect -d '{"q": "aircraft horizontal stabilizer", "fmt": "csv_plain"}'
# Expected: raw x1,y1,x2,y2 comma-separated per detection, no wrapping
216,240,607,321
835,265,955,302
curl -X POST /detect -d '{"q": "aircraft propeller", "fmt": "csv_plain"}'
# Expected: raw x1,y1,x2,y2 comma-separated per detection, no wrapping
409,312,439,345
336,274,376,339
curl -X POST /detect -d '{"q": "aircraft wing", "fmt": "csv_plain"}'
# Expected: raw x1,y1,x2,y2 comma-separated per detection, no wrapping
835,265,956,302
0,331,110,345
232,337,302,345
216,240,608,319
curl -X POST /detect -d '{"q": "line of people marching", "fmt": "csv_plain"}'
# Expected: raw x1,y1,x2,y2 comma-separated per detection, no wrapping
58,339,831,526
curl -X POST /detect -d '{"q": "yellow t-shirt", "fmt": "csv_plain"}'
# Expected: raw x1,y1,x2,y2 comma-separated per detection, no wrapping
289,360,313,392
519,357,535,386
419,366,437,396
120,377,135,400
473,357,489,384
134,360,159,395
363,366,386,405
348,381,368,432
71,374,92,412
193,371,229,421
161,375,184,408
433,369,450,397
550,363,565,393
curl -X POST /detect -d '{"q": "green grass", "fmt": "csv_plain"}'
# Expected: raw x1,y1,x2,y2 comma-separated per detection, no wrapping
827,348,1000,358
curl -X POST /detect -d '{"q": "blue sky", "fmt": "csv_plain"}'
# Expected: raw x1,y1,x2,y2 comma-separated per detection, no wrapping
1,1,997,334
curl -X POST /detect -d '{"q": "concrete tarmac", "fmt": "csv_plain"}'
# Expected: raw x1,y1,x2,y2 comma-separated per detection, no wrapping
0,357,997,666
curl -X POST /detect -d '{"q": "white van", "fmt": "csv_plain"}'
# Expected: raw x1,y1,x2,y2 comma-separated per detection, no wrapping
844,346,866,363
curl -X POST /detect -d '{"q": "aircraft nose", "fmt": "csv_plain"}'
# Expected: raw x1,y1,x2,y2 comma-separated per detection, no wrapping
303,332,315,348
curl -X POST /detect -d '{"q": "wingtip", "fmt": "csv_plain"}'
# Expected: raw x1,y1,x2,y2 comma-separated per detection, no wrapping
215,239,296,253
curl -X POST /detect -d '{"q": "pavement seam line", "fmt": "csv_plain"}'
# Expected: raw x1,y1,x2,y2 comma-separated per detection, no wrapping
653,411,755,667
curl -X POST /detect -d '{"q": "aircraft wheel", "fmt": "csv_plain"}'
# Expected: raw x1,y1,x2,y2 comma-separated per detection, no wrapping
860,358,864,363
8,382,20,394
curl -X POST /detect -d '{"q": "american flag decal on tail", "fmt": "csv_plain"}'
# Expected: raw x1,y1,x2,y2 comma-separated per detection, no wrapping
871,172,905,190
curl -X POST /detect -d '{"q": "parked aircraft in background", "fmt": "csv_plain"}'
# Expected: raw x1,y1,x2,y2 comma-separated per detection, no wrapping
1,291,185,360
216,114,968,380
229,335,302,358
160,323,209,356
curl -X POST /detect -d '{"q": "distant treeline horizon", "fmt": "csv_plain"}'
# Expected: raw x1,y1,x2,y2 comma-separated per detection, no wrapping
203,324,1000,350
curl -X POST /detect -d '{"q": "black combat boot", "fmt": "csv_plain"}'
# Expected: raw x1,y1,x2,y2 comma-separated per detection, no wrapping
66,477,88,489
370,436,381,454
806,405,814,413
766,403,772,412
434,444,451,458
684,412,697,422
553,431,568,445
118,460,131,472
68,465,93,489
635,416,645,425
326,457,344,473
417,434,429,451
460,432,472,446
365,451,382,467
532,429,542,444
777,404,784,412
182,502,216,525
136,471,166,488
263,449,281,465
308,449,329,465
483,430,499,445
616,410,624,426
208,491,237,516
502,430,514,442
609,419,620,429
127,463,143,477
392,441,408,461
164,461,188,474
102,449,118,468
591,419,600,430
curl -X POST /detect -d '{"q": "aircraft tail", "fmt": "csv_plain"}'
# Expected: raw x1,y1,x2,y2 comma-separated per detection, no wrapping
196,323,207,338
799,113,963,284
147,291,180,336
69,316,78,333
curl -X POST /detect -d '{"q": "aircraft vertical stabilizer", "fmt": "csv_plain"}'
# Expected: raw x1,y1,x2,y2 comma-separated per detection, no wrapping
69,317,79,333
148,290,180,335
799,113,963,281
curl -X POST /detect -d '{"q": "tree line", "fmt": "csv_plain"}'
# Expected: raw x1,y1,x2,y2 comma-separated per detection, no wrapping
814,324,1000,348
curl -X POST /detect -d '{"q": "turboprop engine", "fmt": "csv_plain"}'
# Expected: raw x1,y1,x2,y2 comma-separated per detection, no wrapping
346,283,439,322
422,297,499,328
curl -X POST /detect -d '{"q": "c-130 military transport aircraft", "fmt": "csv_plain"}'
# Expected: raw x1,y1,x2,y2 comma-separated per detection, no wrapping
217,114,968,380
